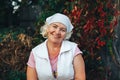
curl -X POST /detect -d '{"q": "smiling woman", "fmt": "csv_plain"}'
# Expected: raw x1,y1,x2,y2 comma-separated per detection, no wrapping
26,13,86,80
46,23,67,44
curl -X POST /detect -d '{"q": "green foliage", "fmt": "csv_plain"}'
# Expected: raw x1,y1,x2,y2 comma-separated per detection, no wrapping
36,11,55,26
8,71,26,80
38,0,66,12
0,27,25,42
0,70,26,80
36,0,70,26
0,28,32,80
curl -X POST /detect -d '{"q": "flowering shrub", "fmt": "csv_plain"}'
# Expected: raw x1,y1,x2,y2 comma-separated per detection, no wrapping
0,33,33,80
63,0,119,80
64,0,119,55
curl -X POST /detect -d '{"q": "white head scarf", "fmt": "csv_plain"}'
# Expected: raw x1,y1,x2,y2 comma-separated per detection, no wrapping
46,13,73,32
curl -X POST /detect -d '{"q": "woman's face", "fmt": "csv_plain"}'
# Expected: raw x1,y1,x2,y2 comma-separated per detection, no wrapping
47,22,67,44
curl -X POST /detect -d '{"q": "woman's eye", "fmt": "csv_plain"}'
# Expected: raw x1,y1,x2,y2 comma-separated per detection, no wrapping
53,25,57,28
61,29,66,32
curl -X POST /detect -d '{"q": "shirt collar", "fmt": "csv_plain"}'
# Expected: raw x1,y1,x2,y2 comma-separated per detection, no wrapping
37,40,71,59
60,40,71,53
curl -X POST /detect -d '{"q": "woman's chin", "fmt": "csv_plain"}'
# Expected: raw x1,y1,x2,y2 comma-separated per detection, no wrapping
51,39,62,44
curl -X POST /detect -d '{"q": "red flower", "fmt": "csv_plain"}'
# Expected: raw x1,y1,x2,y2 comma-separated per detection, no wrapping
97,19,105,28
98,4,103,13
95,37,106,48
71,5,82,24
100,11,106,17
98,40,106,47
106,1,113,8
99,27,107,37
83,20,93,32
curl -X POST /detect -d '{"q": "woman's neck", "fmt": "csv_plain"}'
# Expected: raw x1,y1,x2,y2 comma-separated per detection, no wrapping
47,40,62,49
46,40,62,58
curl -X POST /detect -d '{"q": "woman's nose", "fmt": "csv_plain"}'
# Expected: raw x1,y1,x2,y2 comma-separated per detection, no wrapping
55,28,60,34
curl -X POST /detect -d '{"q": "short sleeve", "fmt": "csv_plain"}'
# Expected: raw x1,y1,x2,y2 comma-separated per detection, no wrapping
27,51,35,68
74,46,83,57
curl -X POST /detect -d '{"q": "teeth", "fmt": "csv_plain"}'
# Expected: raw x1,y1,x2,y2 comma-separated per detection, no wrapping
54,36,58,38
54,36,59,38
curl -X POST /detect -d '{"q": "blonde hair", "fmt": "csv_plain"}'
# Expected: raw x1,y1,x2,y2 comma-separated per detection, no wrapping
40,23,73,40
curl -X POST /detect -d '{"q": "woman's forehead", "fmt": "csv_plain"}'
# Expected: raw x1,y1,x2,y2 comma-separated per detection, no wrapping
50,22,66,28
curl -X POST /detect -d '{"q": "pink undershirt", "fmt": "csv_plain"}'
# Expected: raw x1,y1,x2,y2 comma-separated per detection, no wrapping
27,46,82,72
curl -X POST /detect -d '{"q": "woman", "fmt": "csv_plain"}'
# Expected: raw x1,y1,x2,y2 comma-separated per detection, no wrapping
27,13,86,80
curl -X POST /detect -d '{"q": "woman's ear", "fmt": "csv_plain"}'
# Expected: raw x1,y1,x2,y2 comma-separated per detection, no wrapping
46,28,49,35
44,26,49,38
46,25,50,32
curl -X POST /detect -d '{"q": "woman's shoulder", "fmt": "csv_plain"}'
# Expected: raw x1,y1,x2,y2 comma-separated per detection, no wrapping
62,40,78,50
63,40,77,45
32,41,46,51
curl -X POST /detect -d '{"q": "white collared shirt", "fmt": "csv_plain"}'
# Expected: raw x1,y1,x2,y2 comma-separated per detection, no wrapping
32,40,81,80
